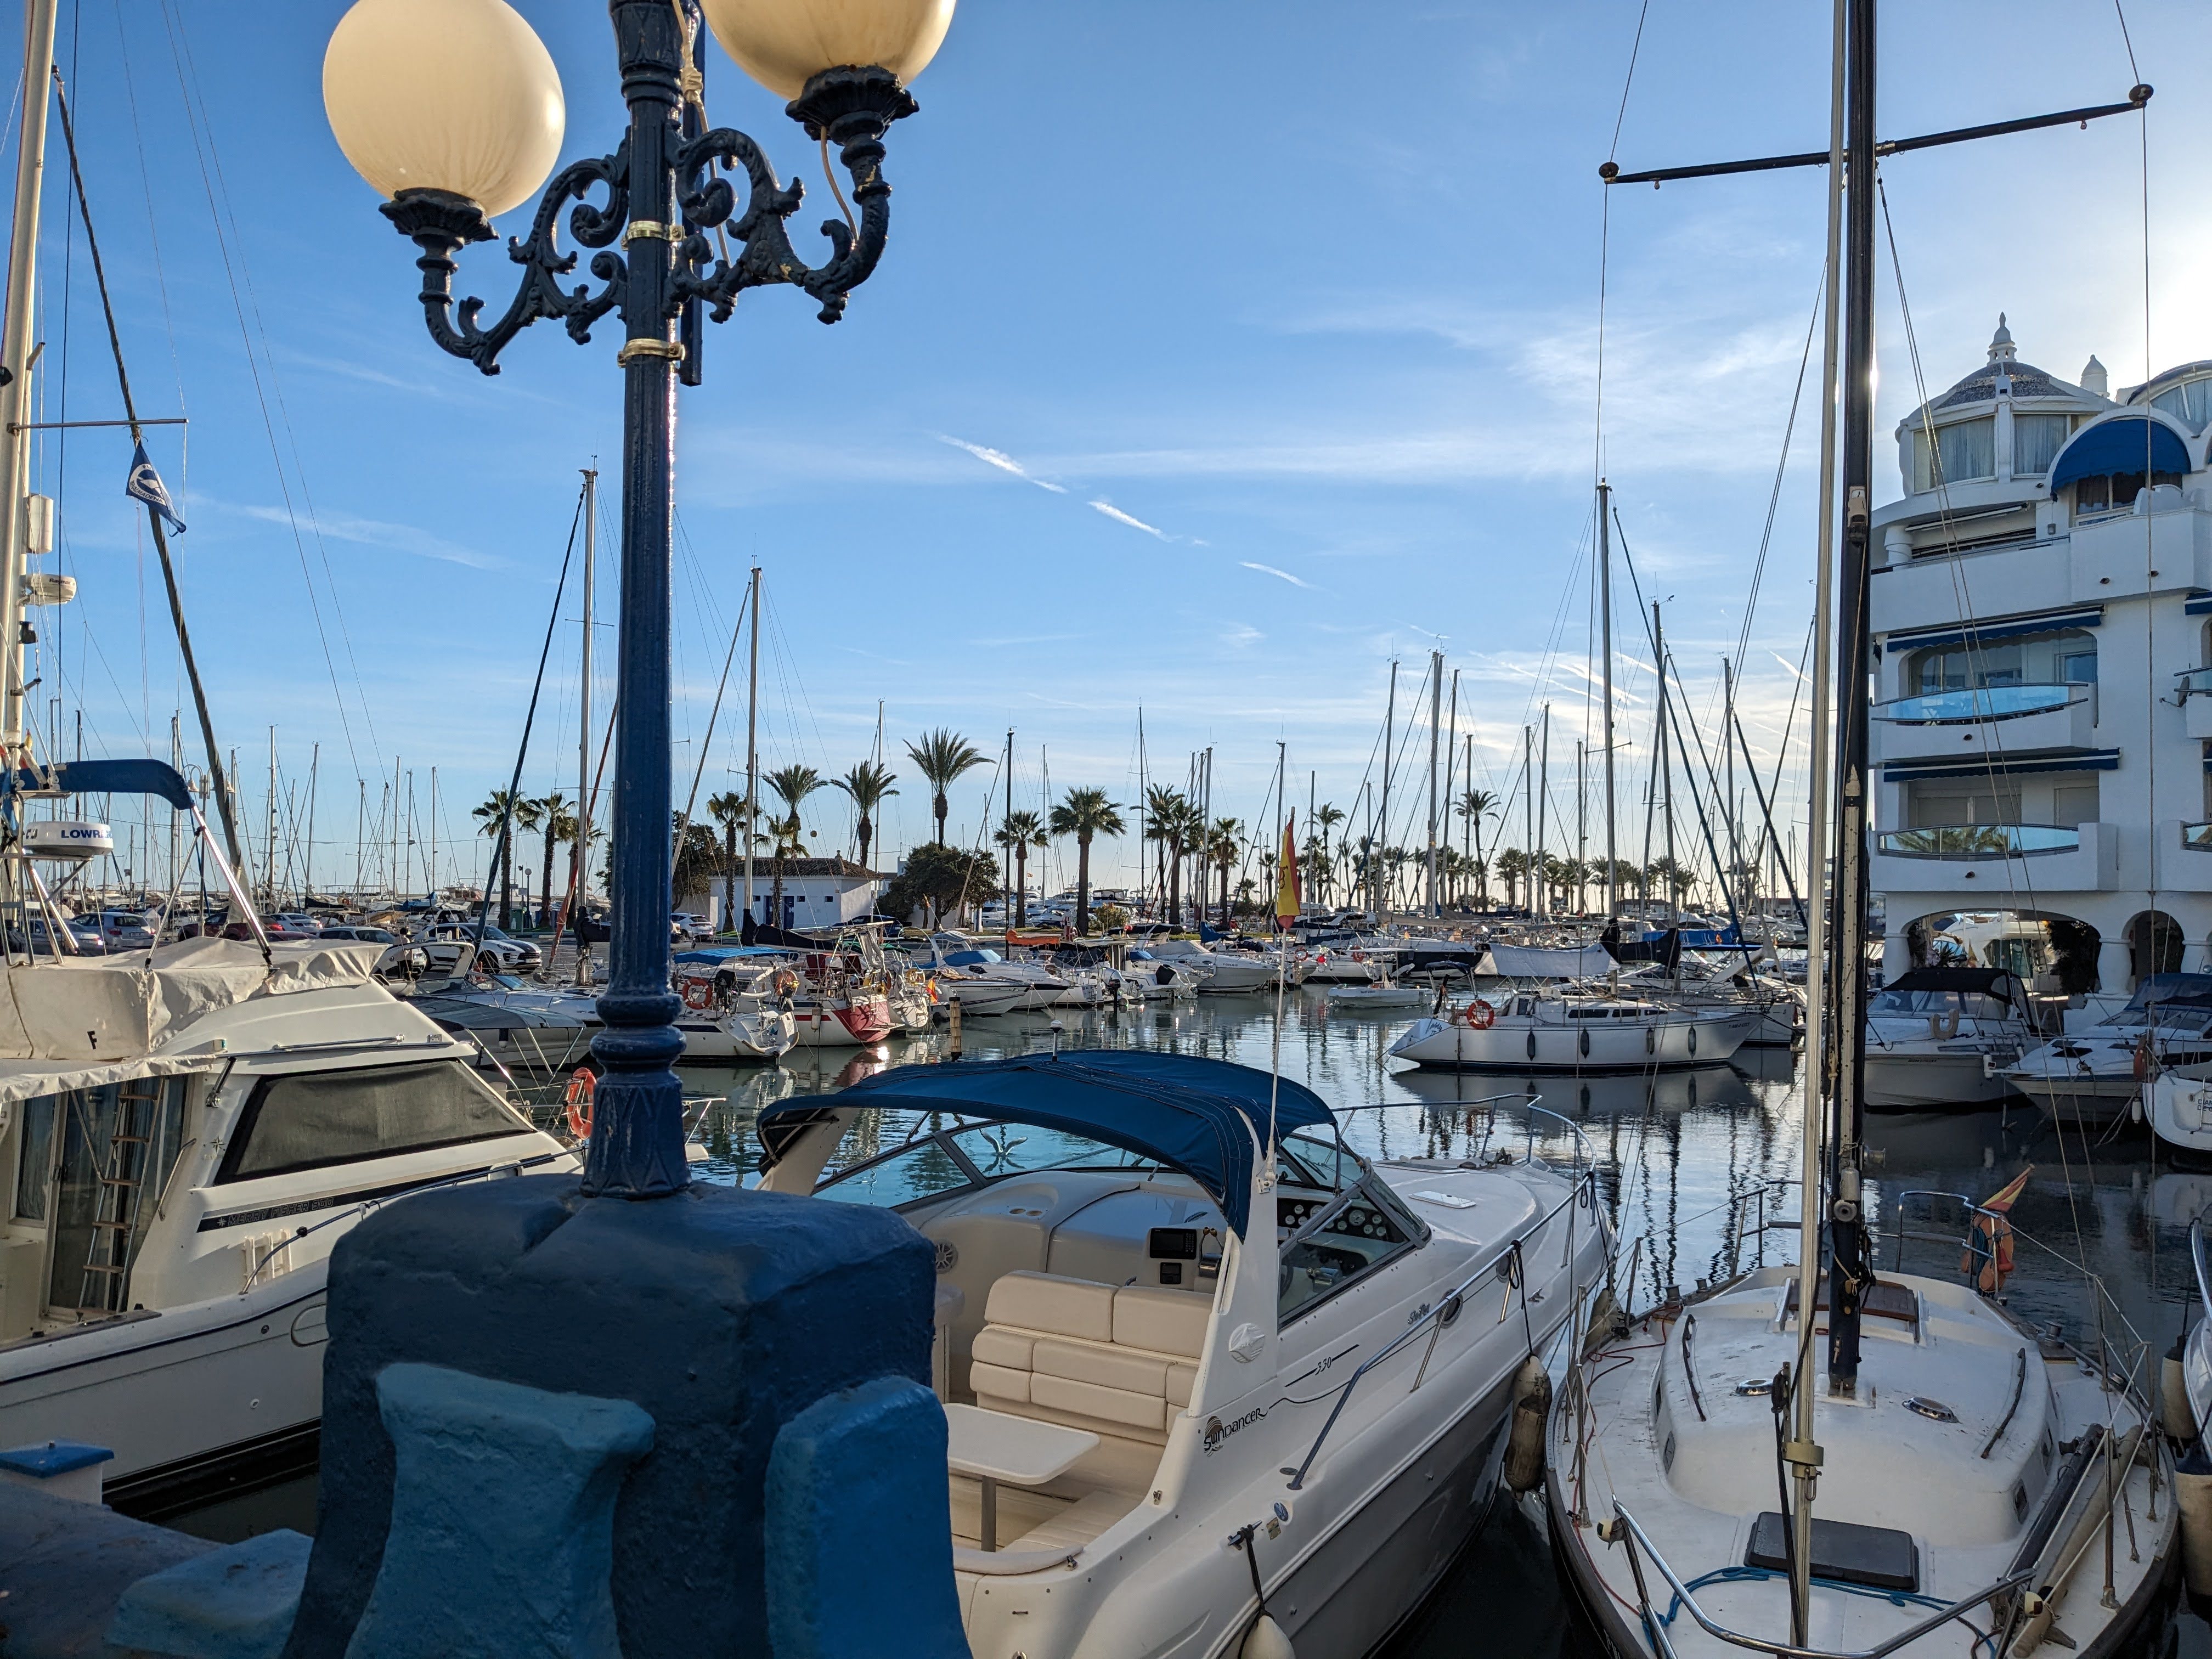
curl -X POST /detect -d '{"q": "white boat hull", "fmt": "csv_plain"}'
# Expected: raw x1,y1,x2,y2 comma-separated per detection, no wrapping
1389,1010,1750,1070
1862,1044,2018,1109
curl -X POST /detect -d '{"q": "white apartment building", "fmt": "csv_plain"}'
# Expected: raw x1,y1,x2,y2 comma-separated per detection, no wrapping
1871,316,2212,997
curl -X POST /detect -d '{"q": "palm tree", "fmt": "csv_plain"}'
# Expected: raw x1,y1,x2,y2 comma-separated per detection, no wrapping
1142,785,1184,918
832,759,899,870
904,729,985,845
1495,847,1527,911
1047,787,1125,934
1313,802,1345,902
535,793,577,930
1207,817,1242,928
1157,798,1202,928
765,764,823,928
473,789,542,930
1455,788,1496,910
994,809,1048,927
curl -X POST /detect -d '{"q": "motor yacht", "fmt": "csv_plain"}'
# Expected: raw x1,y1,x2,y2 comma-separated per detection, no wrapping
428,956,798,1063
1387,992,1754,1071
2000,971,2212,1124
1863,967,2032,1110
752,1049,1605,1658
0,935,575,1522
1144,938,1296,995
931,939,1075,1013
1123,948,1203,999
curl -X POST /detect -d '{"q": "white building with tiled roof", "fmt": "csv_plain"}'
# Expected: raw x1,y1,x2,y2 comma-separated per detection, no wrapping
1871,315,2212,995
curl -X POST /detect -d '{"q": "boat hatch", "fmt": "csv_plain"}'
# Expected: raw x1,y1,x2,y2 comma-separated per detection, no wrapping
1782,1276,1919,1331
1745,1511,1920,1593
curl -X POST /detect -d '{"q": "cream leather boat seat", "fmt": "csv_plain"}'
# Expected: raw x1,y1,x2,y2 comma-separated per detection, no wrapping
966,1270,1210,1500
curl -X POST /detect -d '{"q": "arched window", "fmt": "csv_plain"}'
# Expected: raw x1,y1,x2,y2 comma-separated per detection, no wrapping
1911,417,1995,491
2151,375,2212,431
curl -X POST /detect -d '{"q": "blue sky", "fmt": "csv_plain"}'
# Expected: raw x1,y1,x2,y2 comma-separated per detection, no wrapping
16,0,2209,900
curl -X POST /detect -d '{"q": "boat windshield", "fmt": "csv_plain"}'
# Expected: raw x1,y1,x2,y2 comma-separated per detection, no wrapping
1869,988,2009,1020
943,949,1003,966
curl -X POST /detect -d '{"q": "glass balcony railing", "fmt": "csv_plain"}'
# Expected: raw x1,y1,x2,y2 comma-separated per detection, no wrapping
1876,824,2080,860
1872,684,2081,725
2175,667,2212,702
2185,823,2212,851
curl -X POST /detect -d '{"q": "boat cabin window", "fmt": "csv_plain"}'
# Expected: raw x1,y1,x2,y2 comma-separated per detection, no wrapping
12,1094,56,1220
1869,987,2010,1021
813,1115,1176,1211
1278,1177,1421,1324
215,1059,532,1183
37,1079,191,1313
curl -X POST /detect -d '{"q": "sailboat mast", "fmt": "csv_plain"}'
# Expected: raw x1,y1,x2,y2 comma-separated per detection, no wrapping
1536,704,1550,918
1826,0,1879,1398
306,743,319,901
1789,0,1851,1630
266,729,277,909
1426,648,1441,918
1724,658,1739,915
1599,482,1618,918
577,466,595,979
1002,727,1014,919
741,564,760,934
1523,725,1533,912
1655,606,1675,914
1378,661,1396,922
0,0,54,770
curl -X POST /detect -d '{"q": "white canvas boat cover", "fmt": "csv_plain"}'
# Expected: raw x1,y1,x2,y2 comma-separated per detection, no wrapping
0,1054,220,1111
0,937,385,1062
1483,943,1616,979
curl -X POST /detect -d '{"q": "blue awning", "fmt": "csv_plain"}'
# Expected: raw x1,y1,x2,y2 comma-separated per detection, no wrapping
756,1051,1335,1237
1882,749,2119,784
2047,416,2191,495
11,759,198,810
1881,605,2102,656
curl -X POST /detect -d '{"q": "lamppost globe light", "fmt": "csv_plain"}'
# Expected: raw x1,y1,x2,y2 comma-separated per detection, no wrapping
697,0,955,102
322,0,566,219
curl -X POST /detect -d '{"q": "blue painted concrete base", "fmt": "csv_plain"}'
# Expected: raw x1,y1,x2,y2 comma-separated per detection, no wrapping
108,1529,312,1659
768,1377,969,1659
0,1481,213,1657
280,1175,943,1658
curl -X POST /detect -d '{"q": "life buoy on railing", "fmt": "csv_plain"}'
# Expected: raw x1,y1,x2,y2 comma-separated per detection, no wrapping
565,1068,596,1141
1351,950,1367,963
774,968,800,997
1463,1000,1496,1030
681,980,715,1012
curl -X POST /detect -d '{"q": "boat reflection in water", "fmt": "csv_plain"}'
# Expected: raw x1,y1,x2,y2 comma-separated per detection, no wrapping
1391,1062,1757,1119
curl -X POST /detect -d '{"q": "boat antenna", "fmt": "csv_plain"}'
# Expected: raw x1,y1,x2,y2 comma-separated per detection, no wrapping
1266,740,1291,1183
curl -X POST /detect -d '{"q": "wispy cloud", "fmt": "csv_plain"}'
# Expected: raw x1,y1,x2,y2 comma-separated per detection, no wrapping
939,436,1068,493
1221,623,1263,648
227,502,505,571
1241,561,1313,590
1088,499,1166,538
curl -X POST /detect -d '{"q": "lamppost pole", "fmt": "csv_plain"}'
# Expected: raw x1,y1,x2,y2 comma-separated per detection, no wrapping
329,0,938,1198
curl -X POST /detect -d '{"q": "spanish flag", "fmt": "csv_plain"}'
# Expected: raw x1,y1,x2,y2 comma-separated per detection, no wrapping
1276,813,1301,930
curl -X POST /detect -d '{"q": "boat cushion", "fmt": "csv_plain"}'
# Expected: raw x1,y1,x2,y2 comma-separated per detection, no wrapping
1032,1338,1167,1398
1112,1284,1212,1357
1030,1372,1167,1433
986,1271,1117,1343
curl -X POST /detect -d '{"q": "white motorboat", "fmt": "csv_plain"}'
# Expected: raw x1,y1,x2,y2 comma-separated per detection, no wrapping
933,940,1074,1012
0,935,575,1522
753,1049,1606,1658
2000,971,2212,1124
1145,938,1298,994
425,963,797,1063
1387,992,1753,1071
1300,946,1389,985
1555,1259,2172,1659
1327,975,1432,1011
1862,967,2031,1109
1122,948,1202,999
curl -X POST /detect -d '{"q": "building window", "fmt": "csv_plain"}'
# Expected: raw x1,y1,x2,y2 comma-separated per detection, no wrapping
2058,649,2097,684
2152,377,2212,431
1914,417,1996,490
2052,782,2100,826
2012,413,2072,475
1908,628,2092,696
1909,785,2021,828
2075,470,2182,515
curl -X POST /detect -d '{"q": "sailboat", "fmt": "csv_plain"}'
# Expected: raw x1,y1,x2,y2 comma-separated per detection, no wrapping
1550,9,2172,1658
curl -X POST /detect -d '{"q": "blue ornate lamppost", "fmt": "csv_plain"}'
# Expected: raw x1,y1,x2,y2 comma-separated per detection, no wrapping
324,0,951,1198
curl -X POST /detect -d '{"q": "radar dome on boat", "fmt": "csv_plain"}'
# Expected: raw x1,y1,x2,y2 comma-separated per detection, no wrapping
21,820,112,861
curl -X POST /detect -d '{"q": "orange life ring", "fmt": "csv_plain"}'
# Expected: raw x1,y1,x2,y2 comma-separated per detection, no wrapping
565,1067,596,1139
1463,1000,1497,1030
681,980,715,1012
1351,950,1367,963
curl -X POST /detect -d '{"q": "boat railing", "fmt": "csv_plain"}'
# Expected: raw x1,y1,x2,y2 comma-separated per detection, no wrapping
1284,1166,1598,1491
2191,1219,2212,1322
1608,1504,2036,1659
1885,1189,2154,1414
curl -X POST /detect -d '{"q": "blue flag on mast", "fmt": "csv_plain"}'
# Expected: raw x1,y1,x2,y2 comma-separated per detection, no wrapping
125,442,186,535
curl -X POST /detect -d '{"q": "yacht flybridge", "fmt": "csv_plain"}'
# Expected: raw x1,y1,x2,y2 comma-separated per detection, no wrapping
753,1051,1606,1659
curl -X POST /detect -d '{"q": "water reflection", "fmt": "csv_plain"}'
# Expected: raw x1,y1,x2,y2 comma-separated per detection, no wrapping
667,988,2205,1659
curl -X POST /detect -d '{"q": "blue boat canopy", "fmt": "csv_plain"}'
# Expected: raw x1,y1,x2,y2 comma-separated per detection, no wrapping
2047,417,2190,495
9,758,196,811
756,1050,1335,1237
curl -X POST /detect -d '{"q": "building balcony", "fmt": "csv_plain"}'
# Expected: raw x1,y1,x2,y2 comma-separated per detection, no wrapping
2069,500,2212,602
1869,684,2096,764
2165,822,2212,893
1870,541,2073,639
1870,820,2119,894
2178,668,2212,741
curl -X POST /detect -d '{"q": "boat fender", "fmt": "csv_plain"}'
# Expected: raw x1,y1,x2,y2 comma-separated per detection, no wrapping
2165,1334,2198,1443
1504,1352,1551,1493
1234,1523,1296,1659
2177,1442,2212,1599
564,1067,596,1141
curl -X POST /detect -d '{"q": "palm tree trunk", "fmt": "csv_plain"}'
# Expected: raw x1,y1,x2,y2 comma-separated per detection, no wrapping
1076,834,1092,934
1167,853,1182,929
1014,846,1028,928
933,792,947,845
857,815,872,871
495,832,512,932
540,822,556,930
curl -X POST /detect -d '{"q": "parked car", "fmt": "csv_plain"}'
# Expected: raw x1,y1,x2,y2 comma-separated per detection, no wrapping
95,910,157,950
20,917,105,954
420,921,542,973
317,925,400,945
222,916,318,943
272,912,324,936
671,911,712,941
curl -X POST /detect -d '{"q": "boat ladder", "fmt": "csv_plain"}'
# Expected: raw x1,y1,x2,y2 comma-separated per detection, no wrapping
75,1077,163,1313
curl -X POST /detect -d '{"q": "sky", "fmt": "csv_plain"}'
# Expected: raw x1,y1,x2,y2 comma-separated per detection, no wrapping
10,0,2209,904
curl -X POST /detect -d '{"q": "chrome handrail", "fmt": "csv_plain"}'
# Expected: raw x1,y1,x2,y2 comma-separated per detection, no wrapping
2193,1219,2212,1323
1610,1505,2035,1659
1284,1167,1594,1491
